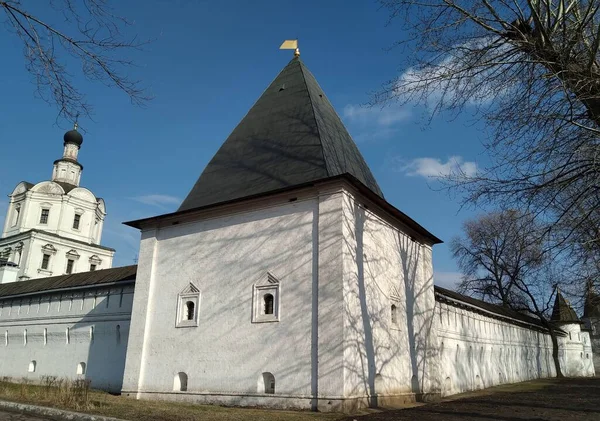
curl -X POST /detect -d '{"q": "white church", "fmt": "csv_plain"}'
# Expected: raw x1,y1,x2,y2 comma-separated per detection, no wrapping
0,53,596,412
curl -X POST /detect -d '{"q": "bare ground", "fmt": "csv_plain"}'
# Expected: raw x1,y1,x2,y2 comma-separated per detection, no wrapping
344,377,600,421
1,377,599,420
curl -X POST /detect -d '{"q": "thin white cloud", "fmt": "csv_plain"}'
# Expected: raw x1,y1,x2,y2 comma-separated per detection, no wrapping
132,194,180,208
434,271,463,289
342,104,412,142
343,104,411,127
397,156,477,179
394,37,511,108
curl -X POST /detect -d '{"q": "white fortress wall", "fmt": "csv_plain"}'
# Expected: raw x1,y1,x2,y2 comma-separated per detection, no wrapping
0,283,134,392
435,294,595,397
435,297,556,396
341,188,439,407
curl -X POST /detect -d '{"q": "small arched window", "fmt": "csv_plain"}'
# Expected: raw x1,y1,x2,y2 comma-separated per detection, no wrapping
391,304,397,324
77,362,86,375
264,294,274,315
262,372,275,394
185,301,195,321
174,372,188,391
28,360,36,373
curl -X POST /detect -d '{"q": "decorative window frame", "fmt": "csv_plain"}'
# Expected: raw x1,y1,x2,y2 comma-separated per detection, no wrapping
175,283,201,328
39,244,57,274
252,272,281,323
89,255,102,271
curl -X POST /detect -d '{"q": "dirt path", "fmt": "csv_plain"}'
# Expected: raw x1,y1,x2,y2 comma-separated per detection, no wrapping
345,378,600,421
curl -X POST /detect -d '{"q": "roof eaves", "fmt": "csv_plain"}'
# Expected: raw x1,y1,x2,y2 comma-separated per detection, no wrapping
124,174,442,244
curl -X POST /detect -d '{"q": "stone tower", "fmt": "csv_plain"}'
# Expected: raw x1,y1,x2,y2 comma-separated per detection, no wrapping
582,285,600,372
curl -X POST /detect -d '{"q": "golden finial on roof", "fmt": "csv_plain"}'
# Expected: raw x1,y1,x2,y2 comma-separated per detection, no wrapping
280,39,299,57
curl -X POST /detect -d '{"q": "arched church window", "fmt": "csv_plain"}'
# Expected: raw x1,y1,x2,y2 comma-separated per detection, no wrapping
391,304,398,324
185,301,195,321
77,362,86,375
252,274,280,323
176,283,200,328
264,294,274,315
28,361,36,373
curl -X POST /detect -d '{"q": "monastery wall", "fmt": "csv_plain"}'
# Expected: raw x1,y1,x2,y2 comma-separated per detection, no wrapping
341,189,439,409
123,194,331,409
435,299,555,396
0,284,134,392
435,298,595,397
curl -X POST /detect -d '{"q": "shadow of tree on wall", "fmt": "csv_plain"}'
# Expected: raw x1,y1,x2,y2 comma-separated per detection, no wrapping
341,196,439,407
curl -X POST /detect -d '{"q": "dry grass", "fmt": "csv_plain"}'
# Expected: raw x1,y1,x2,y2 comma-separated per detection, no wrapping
0,378,344,421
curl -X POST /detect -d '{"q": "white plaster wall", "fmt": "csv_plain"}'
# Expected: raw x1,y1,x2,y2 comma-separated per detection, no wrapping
435,301,557,396
341,190,438,404
123,196,326,406
0,284,133,391
557,323,595,377
583,317,600,373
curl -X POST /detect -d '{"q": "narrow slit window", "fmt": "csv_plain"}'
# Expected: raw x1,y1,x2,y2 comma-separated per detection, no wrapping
264,294,274,315
185,301,195,321
391,304,398,324
72,214,81,230
13,206,20,226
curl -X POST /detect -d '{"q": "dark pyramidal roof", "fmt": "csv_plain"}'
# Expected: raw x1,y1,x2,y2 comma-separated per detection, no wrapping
551,290,581,323
178,56,383,212
584,287,600,318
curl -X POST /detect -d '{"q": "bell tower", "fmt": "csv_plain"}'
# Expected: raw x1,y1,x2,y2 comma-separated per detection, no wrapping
51,123,84,187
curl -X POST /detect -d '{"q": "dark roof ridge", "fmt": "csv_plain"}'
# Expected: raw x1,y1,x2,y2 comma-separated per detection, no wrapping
297,58,329,177
434,285,545,328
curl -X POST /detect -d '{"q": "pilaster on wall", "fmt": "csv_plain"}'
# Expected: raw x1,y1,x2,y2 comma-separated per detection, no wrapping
315,190,345,411
415,245,440,397
121,229,158,395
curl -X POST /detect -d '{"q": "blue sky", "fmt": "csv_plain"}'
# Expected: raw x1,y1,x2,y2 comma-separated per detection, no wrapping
0,0,489,289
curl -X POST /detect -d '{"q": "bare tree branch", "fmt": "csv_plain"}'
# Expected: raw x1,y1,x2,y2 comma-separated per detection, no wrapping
1,0,150,122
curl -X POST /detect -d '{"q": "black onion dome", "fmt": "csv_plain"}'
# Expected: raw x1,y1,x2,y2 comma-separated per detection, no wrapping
63,129,83,146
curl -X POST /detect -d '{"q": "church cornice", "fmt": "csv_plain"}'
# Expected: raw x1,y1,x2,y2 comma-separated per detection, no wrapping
53,158,83,170
0,229,115,252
